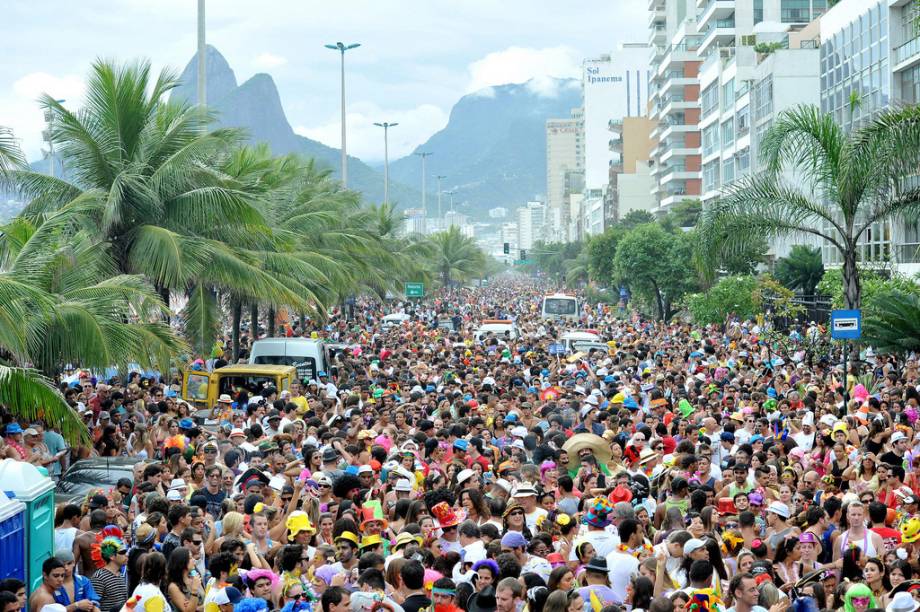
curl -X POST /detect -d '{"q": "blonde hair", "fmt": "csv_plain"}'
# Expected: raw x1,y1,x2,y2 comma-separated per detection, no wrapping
222,511,244,536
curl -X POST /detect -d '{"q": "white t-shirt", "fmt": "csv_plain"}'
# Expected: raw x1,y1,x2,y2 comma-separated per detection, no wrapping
524,507,548,533
792,430,815,451
568,528,620,560
521,555,553,582
605,550,640,604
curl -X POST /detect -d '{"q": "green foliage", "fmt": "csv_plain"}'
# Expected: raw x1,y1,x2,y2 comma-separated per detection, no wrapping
525,241,583,280
775,245,824,294
659,199,701,232
754,42,784,54
428,226,487,286
862,290,920,355
586,229,621,285
686,276,759,325
685,273,802,326
816,268,920,310
618,210,655,231
697,104,920,309
613,224,698,320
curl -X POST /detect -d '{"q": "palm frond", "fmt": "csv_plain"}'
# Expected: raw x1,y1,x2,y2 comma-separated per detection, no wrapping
0,366,88,444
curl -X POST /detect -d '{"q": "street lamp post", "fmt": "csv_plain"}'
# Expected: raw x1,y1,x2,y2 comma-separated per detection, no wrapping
414,151,433,219
325,41,361,187
373,121,399,204
435,175,447,219
197,0,206,107
445,189,456,213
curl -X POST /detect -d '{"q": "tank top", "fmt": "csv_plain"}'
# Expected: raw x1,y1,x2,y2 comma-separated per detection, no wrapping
839,529,878,558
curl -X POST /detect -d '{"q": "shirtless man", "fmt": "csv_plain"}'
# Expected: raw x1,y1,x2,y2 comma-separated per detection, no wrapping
74,509,106,576
30,557,98,612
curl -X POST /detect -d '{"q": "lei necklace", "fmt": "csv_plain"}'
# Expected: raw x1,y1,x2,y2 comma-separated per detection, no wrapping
617,543,652,558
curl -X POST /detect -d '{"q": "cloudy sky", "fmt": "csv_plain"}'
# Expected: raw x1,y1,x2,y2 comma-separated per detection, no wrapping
0,1,646,163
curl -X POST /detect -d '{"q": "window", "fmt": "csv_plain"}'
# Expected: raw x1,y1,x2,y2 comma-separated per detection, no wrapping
703,124,719,156
737,148,751,176
722,78,735,108
702,83,719,116
703,160,721,192
721,118,735,146
722,157,735,185
754,0,764,23
737,105,750,134
754,75,773,119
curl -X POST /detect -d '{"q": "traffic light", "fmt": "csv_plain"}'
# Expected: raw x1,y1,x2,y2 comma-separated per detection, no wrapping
503,242,510,254
520,249,527,260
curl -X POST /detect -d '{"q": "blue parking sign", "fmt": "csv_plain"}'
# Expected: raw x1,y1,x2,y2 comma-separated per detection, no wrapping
830,309,861,340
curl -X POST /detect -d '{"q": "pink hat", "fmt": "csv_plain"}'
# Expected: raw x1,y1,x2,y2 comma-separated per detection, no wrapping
853,384,869,402
374,434,393,452
798,532,818,544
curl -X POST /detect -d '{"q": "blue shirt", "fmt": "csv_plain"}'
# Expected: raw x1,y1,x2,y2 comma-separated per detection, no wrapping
43,430,67,477
54,574,100,606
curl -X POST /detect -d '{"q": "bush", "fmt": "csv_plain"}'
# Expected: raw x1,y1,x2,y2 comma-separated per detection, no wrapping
816,268,920,310
685,276,759,326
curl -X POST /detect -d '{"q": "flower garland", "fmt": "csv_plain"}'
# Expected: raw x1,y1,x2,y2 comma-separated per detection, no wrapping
617,542,652,558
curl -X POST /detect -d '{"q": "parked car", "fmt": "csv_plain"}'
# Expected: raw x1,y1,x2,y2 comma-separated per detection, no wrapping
55,457,137,505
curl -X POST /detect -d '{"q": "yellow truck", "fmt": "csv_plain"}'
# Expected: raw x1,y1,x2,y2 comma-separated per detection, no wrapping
182,364,298,411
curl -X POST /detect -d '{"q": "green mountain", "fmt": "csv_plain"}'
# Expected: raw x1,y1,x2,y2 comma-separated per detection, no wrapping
171,45,422,208
387,80,582,217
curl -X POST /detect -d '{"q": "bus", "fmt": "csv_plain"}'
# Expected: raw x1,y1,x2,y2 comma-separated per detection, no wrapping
540,293,579,321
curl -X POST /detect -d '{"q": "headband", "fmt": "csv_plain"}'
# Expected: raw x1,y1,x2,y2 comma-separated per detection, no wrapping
432,588,456,596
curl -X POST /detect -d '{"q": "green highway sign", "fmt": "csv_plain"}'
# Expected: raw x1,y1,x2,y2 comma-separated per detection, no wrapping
405,282,424,298
514,259,533,265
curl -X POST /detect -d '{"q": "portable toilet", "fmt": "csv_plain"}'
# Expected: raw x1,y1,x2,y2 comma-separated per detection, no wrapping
0,460,55,593
0,490,26,584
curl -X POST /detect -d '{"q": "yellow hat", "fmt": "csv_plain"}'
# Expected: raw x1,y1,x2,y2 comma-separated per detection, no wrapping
902,517,920,543
286,511,315,541
730,412,744,423
833,422,848,434
611,393,625,404
335,531,360,546
393,532,422,549
360,534,383,549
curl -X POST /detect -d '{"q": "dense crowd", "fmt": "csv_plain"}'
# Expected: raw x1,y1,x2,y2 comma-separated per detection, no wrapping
5,281,920,612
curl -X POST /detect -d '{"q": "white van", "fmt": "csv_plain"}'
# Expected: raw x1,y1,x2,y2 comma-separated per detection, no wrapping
474,320,518,342
249,338,327,383
381,313,411,329
541,293,579,321
560,330,602,352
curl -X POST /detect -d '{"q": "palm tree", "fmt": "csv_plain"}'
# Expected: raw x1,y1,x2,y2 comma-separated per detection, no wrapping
565,249,590,286
774,245,824,295
0,126,24,176
698,105,920,309
2,60,305,342
863,290,920,356
428,226,486,287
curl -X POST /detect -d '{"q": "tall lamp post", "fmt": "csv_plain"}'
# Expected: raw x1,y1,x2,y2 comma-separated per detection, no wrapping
325,41,361,187
435,175,447,219
373,121,398,204
197,0,206,107
414,151,433,219
444,189,456,213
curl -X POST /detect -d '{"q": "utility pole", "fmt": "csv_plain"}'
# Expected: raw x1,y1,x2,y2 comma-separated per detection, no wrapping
325,42,361,187
445,189,456,213
373,122,398,204
197,0,206,107
414,151,433,218
435,175,447,219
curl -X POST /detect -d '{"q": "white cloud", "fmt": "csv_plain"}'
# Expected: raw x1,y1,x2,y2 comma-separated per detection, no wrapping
252,52,287,69
466,46,580,94
0,72,85,159
294,102,449,163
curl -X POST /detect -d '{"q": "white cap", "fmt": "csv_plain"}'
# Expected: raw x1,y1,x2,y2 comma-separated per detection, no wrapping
892,432,908,443
169,478,187,490
819,414,837,427
510,426,528,438
511,439,526,450
269,475,287,492
357,465,374,475
457,468,476,486
167,489,183,501
585,395,599,406
230,428,246,437
802,412,815,427
483,376,496,386
494,478,512,494
394,479,413,492
767,501,790,519
683,538,706,555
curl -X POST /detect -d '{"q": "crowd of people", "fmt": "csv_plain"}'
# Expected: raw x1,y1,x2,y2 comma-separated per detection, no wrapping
3,280,920,612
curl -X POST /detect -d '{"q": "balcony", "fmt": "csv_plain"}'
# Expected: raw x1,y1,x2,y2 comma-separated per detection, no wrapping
650,24,667,44
608,119,623,133
697,0,735,29
649,7,666,27
662,70,697,91
608,137,623,152
649,0,665,10
894,35,920,71
661,93,700,117
698,18,736,55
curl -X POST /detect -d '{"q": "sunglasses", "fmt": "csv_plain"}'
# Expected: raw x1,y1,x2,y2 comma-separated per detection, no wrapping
852,598,870,606
192,540,203,546
318,484,331,489
508,511,524,517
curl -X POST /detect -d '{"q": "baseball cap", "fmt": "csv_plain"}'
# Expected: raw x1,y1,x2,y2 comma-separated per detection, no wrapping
683,538,706,555
767,501,790,519
214,587,243,605
394,479,413,492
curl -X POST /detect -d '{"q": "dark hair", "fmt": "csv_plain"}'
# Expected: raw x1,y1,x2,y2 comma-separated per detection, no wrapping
497,552,522,582
141,552,166,585
889,560,913,582
688,560,713,585
280,544,305,573
729,572,754,600
618,519,640,544
458,520,481,540
321,587,349,612
868,501,888,525
42,558,64,575
167,504,189,528
631,576,654,611
357,569,386,591
546,566,573,591
0,592,18,611
0,578,24,595
208,552,234,579
56,504,82,526
166,547,192,589
401,560,425,590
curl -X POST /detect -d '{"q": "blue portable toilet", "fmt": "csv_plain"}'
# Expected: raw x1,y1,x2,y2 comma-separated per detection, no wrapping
0,490,25,585
0,460,55,593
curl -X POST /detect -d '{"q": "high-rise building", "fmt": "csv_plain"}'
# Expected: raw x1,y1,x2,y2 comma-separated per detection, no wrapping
545,115,583,241
649,0,827,215
816,0,919,274
609,116,657,221
582,46,651,197
403,208,426,236
517,201,546,251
